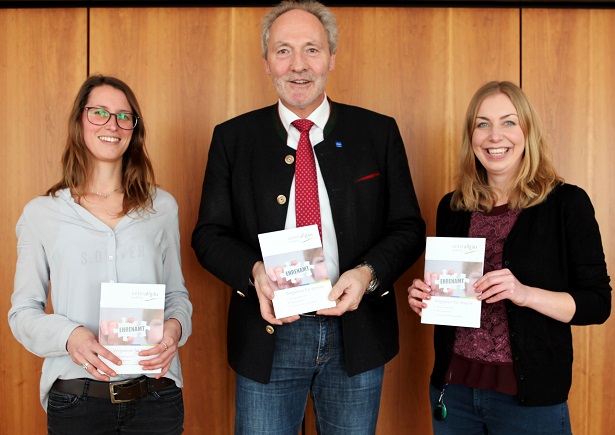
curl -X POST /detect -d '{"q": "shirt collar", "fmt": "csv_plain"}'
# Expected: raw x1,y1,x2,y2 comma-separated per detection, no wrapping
278,94,330,132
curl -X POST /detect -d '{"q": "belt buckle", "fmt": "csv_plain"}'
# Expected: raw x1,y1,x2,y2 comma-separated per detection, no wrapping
109,379,138,404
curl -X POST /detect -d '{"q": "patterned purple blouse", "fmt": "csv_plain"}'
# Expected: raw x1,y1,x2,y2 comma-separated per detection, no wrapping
447,204,521,394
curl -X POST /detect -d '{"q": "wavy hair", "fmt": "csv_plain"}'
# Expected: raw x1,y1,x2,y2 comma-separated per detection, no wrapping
261,0,338,59
451,81,563,212
46,74,156,215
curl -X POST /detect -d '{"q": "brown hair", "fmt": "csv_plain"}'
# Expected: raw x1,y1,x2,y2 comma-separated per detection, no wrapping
46,74,156,215
451,81,563,212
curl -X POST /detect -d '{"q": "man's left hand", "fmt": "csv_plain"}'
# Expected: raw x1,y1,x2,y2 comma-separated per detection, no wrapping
316,266,372,316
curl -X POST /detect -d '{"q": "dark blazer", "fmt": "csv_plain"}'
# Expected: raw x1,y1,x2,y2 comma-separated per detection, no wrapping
431,184,611,406
192,101,425,383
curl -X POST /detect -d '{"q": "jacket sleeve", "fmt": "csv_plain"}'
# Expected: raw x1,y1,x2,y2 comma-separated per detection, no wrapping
357,116,426,291
191,124,262,294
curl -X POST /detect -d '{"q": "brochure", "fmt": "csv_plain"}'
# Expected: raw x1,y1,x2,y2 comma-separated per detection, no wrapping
258,224,335,318
420,237,486,328
99,282,166,374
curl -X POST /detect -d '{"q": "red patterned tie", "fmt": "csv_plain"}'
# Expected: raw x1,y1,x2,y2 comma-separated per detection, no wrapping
292,119,321,239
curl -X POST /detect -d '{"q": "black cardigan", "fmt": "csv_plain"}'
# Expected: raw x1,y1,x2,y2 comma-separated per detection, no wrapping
431,183,611,406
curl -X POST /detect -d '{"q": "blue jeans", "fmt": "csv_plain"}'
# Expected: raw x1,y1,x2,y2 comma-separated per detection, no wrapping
47,381,184,434
430,384,571,435
235,316,384,435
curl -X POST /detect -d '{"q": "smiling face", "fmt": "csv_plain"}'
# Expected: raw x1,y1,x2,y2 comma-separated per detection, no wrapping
82,85,133,164
263,9,335,118
472,92,525,189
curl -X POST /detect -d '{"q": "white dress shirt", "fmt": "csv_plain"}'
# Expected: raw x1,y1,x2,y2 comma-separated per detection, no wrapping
278,96,340,285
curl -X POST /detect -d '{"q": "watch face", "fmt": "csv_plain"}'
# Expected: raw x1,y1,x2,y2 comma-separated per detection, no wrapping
355,262,378,293
366,279,379,294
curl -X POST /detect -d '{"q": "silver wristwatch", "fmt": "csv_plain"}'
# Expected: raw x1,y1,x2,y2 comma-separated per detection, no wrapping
355,262,379,294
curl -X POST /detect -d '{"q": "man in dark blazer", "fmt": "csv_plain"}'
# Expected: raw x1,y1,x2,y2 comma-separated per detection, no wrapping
192,1,425,433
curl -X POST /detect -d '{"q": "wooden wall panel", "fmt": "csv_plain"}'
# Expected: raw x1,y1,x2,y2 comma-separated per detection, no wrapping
522,9,615,435
0,8,87,435
86,7,522,434
321,7,521,435
1,6,612,435
88,8,274,433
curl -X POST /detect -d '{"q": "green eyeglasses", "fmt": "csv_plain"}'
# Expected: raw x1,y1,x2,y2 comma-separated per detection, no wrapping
85,107,138,130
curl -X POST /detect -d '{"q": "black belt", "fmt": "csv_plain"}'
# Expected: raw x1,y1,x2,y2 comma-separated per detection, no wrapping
52,376,175,404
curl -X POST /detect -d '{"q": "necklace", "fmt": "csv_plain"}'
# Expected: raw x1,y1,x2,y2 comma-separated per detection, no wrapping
89,188,122,199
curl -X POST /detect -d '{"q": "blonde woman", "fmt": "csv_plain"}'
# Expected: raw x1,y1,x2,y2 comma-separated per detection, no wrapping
408,81,610,434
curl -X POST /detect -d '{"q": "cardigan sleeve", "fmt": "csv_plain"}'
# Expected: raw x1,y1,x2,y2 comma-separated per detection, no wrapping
437,186,611,325
562,186,611,325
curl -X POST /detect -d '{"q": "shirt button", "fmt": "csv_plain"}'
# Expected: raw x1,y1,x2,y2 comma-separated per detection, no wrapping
108,256,114,261
108,232,114,238
266,325,275,335
285,155,294,164
277,195,287,205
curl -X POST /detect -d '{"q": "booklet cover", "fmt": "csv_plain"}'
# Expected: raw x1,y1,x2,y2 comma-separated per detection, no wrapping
258,224,336,318
420,237,486,328
99,282,166,374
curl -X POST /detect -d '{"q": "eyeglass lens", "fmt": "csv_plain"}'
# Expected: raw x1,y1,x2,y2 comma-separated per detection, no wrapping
86,107,137,130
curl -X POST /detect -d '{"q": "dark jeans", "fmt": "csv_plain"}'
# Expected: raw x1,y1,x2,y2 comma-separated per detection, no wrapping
47,381,184,435
430,383,571,435
235,316,384,435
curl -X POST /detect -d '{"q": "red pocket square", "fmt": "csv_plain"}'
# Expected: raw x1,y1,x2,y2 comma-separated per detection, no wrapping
356,172,380,182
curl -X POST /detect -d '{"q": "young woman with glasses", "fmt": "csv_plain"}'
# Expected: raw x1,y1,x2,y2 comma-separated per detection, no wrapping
9,74,192,434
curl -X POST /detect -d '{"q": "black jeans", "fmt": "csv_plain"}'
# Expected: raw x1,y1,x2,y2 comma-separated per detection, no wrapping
47,381,184,435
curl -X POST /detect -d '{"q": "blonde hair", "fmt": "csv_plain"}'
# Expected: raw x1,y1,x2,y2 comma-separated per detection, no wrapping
451,81,563,212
